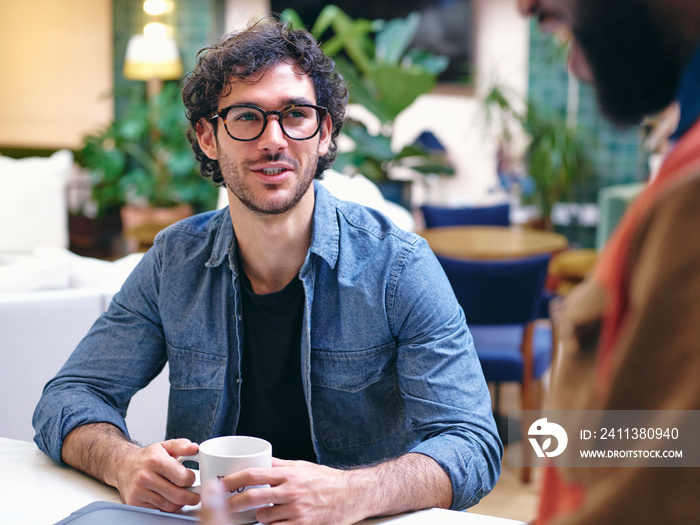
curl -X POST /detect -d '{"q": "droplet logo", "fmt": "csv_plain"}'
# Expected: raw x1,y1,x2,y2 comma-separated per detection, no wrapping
528,418,568,458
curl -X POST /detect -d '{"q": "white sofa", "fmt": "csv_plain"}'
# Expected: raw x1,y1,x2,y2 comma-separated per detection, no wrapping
0,248,169,444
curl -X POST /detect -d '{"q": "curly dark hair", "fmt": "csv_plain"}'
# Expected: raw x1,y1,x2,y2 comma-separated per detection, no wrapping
181,17,348,185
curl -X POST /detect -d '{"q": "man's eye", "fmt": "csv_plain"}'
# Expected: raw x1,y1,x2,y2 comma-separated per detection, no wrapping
234,112,260,122
284,108,309,119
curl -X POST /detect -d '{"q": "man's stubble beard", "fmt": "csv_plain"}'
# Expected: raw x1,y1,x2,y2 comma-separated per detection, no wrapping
218,150,319,216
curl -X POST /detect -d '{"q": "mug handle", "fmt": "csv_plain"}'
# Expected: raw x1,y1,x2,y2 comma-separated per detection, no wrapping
177,453,202,494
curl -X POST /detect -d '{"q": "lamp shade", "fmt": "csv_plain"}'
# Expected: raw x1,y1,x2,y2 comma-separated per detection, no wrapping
123,34,183,81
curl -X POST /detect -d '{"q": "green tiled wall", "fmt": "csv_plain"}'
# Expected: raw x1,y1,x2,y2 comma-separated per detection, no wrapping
527,22,649,247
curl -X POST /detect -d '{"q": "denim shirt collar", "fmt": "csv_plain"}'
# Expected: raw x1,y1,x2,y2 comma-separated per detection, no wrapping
204,180,340,270
308,181,340,269
670,43,700,141
205,208,237,269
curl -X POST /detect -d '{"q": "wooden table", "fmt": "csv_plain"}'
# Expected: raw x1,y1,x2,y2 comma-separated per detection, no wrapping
420,226,568,260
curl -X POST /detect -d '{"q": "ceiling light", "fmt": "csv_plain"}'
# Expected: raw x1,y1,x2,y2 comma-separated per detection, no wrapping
143,0,170,16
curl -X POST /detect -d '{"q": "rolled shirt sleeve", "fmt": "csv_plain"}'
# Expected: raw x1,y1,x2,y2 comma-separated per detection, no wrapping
392,239,502,509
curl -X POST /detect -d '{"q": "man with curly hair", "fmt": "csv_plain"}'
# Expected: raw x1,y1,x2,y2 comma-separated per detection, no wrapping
34,18,501,524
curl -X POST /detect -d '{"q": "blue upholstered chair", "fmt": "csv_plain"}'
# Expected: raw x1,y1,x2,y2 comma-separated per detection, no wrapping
436,253,553,482
420,203,510,228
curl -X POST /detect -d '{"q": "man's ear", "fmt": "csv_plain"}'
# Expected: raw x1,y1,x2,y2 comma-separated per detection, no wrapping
196,118,219,160
317,114,332,157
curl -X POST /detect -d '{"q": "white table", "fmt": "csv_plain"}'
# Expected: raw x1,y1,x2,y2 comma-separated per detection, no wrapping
0,438,524,525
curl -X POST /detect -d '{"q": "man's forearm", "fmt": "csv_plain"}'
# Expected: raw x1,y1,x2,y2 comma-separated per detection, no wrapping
347,453,452,518
61,422,141,489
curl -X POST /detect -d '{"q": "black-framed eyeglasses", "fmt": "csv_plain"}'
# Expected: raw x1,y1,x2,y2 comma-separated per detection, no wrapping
210,104,328,142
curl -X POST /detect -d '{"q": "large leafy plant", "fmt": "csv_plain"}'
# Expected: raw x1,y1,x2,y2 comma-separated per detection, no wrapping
77,82,218,216
483,85,589,229
282,6,454,183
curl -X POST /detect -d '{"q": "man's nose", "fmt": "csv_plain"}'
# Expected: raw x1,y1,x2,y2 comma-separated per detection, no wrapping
517,0,538,16
258,115,288,152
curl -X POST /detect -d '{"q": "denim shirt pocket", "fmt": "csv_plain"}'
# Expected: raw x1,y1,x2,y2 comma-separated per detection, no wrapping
166,344,227,442
310,342,406,451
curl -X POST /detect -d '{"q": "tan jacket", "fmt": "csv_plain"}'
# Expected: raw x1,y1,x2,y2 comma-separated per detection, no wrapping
540,169,700,523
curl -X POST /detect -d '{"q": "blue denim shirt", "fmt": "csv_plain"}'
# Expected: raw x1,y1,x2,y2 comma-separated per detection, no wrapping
33,182,501,509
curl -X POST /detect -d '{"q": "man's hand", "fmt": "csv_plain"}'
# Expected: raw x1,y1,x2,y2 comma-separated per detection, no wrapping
114,439,200,512
62,423,200,513
219,454,452,525
223,459,363,525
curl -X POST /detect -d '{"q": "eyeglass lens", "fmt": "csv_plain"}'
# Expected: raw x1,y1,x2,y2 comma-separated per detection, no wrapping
225,105,322,141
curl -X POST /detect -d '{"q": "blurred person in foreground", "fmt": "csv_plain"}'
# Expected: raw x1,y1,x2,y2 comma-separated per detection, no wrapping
518,0,700,523
32,17,501,525
200,482,229,525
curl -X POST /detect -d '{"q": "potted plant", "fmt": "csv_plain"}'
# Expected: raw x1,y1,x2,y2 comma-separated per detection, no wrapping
282,6,454,207
482,85,589,230
76,82,218,251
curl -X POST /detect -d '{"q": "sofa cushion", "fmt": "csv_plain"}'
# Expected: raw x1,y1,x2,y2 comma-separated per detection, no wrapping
0,247,71,293
0,150,72,252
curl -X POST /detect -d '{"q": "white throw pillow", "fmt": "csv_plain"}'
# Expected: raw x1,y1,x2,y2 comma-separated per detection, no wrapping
0,149,72,252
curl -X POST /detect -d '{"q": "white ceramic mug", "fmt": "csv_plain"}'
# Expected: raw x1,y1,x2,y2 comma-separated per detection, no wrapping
178,435,272,524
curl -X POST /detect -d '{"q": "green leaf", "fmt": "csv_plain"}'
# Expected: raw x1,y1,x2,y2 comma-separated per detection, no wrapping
409,163,455,176
117,119,147,142
375,12,420,65
279,8,305,30
334,57,393,124
367,64,436,120
334,151,364,174
342,120,395,162
404,48,449,75
358,159,387,182
167,150,197,178
311,5,343,38
326,19,375,76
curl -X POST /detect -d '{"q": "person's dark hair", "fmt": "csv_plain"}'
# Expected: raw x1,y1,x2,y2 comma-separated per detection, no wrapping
181,16,348,184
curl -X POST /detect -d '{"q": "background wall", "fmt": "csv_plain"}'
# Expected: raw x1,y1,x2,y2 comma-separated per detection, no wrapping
0,0,113,150
395,0,530,207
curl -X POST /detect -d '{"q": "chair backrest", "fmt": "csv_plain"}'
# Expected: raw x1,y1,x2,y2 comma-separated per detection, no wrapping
421,203,510,229
436,253,550,325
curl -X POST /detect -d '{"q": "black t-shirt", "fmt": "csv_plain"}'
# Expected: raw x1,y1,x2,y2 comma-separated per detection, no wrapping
235,268,316,462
